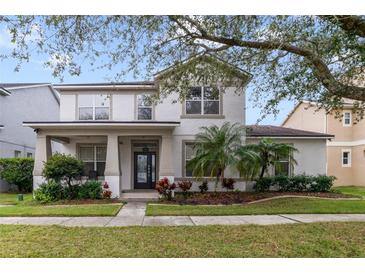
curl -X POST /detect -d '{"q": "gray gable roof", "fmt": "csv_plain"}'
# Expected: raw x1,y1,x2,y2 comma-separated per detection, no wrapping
0,83,50,89
246,125,334,138
54,81,155,87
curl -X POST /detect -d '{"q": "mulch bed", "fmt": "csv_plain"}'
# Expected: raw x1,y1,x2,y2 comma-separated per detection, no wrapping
160,192,358,205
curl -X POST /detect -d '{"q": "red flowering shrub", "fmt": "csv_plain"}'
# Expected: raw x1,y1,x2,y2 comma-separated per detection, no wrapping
155,177,176,200
178,180,193,198
102,181,112,199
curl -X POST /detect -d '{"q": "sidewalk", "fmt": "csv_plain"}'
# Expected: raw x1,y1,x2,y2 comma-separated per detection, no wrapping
1,202,365,227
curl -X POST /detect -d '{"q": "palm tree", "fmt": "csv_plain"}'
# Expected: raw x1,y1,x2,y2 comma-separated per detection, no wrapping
187,122,245,190
235,146,261,180
245,138,298,179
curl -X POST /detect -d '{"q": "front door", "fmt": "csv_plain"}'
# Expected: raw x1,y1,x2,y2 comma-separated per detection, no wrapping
134,152,156,189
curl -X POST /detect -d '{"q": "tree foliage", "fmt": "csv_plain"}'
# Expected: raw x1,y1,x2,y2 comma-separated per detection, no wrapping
42,153,83,187
0,158,34,192
1,15,364,119
187,122,246,187
245,138,298,179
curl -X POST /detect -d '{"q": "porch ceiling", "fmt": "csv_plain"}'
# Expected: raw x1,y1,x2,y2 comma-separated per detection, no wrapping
23,120,180,130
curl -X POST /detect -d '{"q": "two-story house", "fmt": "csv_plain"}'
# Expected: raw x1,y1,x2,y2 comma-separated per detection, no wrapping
24,58,333,197
283,100,365,186
0,83,60,191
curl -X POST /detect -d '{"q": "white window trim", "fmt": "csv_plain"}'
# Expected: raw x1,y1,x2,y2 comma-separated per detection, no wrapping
79,144,107,175
136,94,154,120
342,149,352,167
343,111,352,127
185,86,220,116
78,94,110,121
184,142,194,177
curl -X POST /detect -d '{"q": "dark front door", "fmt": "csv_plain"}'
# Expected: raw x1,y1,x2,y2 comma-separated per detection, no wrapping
134,152,156,189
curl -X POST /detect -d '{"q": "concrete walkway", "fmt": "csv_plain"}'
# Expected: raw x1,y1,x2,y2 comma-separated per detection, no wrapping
1,202,365,227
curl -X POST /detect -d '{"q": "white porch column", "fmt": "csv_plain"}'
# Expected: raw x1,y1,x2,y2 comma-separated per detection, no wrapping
33,134,52,190
159,134,175,183
104,134,121,198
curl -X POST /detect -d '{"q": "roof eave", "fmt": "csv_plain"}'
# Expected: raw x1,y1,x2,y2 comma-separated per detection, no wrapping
246,135,334,139
0,87,11,96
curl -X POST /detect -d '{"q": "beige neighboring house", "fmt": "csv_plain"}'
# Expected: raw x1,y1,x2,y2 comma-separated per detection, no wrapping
283,100,365,186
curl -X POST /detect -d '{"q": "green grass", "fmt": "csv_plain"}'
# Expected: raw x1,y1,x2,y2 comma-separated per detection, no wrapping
146,197,365,216
0,203,122,217
0,193,33,205
333,186,365,198
0,193,122,216
1,222,365,257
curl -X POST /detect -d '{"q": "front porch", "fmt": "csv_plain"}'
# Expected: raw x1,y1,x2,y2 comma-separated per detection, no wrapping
25,121,180,198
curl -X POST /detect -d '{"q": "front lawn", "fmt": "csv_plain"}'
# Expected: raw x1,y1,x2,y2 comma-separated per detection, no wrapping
333,186,365,198
1,222,365,257
0,193,33,205
146,197,365,216
0,203,122,217
0,193,122,217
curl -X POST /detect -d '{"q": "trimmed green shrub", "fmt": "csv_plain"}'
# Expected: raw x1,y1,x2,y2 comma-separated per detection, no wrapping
255,175,335,192
42,153,83,198
34,180,63,203
310,175,336,192
254,177,272,192
78,180,102,199
199,180,208,193
0,158,34,192
222,178,236,190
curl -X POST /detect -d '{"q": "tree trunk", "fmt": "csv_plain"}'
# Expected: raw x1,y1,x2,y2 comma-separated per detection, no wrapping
259,165,266,179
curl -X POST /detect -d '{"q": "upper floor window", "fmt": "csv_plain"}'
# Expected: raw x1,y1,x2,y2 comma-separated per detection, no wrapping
14,150,21,158
78,94,110,120
137,94,153,120
185,86,220,115
343,111,352,126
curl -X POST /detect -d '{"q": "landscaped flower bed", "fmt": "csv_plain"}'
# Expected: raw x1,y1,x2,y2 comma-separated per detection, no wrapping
159,191,358,205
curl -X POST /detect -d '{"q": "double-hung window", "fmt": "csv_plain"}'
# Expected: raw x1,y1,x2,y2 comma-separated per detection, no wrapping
342,149,351,167
78,94,110,120
185,86,220,115
137,94,153,120
184,142,212,177
274,154,291,176
79,145,107,177
343,111,352,126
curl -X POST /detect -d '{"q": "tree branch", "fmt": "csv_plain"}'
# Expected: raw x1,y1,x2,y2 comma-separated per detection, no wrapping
321,15,365,37
168,16,365,101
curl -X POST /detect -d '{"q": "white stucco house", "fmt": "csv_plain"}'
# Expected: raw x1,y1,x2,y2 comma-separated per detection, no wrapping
24,58,333,198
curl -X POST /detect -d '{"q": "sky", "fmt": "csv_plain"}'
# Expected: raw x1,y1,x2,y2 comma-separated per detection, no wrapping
0,25,295,126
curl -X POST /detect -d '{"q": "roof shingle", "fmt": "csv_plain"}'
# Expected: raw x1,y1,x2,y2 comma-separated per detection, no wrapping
246,125,334,138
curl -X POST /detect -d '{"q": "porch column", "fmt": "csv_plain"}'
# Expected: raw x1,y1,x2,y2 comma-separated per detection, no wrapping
33,134,52,190
104,134,121,198
159,134,174,183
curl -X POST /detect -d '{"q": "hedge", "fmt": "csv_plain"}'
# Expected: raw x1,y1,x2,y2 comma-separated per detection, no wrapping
0,158,34,192
254,174,336,192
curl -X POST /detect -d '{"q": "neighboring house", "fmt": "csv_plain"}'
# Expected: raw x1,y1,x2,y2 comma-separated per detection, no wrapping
24,58,332,197
0,83,60,192
282,100,365,186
